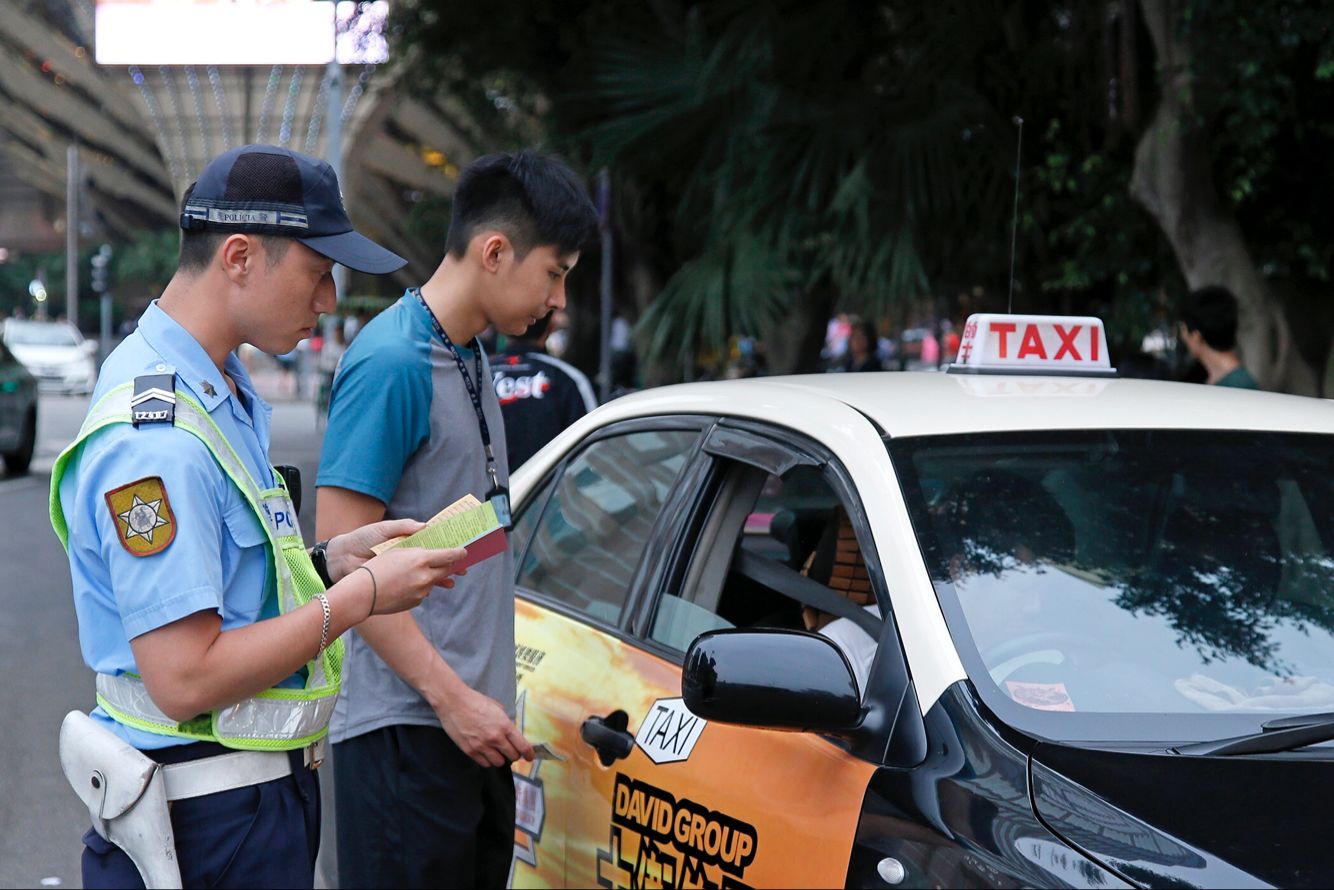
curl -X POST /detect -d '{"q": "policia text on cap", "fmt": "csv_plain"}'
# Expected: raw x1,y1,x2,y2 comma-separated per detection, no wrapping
49,145,468,889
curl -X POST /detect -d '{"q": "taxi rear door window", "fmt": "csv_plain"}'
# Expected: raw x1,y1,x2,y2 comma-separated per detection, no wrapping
515,429,699,626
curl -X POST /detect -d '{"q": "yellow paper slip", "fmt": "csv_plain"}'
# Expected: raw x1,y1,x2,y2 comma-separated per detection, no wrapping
371,494,499,555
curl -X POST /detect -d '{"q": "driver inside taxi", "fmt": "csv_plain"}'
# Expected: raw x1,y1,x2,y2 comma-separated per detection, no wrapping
798,508,881,696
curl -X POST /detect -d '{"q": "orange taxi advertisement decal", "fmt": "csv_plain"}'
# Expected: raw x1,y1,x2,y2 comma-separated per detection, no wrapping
598,773,759,888
510,599,874,889
511,690,548,874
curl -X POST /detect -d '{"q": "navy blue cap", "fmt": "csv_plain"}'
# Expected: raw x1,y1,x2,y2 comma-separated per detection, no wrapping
179,144,406,274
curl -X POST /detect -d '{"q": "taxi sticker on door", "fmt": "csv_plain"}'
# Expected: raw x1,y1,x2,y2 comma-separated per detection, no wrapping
634,697,706,765
511,691,548,874
598,773,759,889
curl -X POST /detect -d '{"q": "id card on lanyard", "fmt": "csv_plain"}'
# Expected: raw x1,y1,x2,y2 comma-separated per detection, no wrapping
413,288,513,529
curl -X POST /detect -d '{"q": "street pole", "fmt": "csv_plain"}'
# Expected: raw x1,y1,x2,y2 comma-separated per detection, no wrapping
100,289,112,362
326,59,347,303
597,168,612,403
94,244,113,364
66,144,79,329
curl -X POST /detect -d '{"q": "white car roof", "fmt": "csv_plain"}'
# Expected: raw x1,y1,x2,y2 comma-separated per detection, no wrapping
589,371,1334,439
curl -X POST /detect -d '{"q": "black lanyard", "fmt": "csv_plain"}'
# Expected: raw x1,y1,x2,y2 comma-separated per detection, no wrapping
413,288,512,528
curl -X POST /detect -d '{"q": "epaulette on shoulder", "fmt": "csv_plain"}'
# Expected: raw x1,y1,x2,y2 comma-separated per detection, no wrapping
130,372,177,427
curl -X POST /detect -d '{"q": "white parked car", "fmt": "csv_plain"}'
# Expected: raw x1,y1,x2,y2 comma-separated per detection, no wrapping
2,319,97,394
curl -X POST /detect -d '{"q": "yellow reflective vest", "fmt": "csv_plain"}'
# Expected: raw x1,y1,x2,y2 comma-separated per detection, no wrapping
50,382,341,751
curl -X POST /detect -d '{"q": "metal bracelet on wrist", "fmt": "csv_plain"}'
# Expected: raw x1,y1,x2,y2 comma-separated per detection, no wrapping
315,592,332,653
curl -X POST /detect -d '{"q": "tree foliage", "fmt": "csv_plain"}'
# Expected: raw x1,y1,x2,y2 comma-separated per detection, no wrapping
391,0,1334,386
1187,0,1334,284
0,230,178,323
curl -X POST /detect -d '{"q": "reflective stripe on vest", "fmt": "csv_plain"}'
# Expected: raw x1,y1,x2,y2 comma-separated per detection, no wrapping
50,383,342,751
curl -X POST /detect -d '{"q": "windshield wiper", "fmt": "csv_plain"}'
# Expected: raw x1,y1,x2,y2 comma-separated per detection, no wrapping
1173,711,1334,756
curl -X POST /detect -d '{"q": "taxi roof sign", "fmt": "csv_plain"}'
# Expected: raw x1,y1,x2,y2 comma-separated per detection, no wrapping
949,313,1116,376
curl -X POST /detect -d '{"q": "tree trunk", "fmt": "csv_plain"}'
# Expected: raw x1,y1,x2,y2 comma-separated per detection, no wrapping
1129,0,1317,394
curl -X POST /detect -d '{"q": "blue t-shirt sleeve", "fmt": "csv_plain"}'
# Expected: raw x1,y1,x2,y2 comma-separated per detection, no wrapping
74,425,227,640
316,337,431,505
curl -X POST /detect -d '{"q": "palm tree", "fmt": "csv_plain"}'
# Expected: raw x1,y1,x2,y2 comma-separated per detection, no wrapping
581,0,1012,375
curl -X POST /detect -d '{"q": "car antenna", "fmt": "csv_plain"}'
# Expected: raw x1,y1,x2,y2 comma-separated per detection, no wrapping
1008,116,1023,314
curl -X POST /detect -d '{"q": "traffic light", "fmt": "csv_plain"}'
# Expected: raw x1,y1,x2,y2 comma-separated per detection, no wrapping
90,244,111,294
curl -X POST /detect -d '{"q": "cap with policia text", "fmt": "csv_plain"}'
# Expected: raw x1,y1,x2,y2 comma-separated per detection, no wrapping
179,144,407,274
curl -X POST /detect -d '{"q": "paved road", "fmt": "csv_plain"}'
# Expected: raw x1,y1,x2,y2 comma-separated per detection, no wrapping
0,384,338,888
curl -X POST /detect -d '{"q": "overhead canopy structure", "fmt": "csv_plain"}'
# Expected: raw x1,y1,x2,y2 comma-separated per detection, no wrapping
0,0,480,286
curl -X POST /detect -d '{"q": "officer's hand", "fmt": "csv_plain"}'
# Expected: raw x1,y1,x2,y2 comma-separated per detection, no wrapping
360,546,468,616
327,518,428,584
436,685,535,768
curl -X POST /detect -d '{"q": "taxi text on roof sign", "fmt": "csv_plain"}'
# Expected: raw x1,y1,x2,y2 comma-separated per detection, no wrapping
950,313,1116,376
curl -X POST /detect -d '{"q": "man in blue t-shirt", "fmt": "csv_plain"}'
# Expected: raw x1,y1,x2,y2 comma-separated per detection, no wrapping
315,151,599,889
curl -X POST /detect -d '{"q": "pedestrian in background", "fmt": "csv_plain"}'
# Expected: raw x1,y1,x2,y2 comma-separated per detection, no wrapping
49,144,465,889
1178,285,1259,388
546,307,572,357
314,150,599,889
491,311,597,470
842,318,884,372
275,341,300,397
319,324,346,386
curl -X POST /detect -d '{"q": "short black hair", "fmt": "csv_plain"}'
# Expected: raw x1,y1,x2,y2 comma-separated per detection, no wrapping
1179,285,1239,351
176,184,291,273
444,151,598,260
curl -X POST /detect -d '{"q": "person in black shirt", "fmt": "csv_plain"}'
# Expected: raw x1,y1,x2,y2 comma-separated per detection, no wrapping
842,318,884,372
491,313,598,469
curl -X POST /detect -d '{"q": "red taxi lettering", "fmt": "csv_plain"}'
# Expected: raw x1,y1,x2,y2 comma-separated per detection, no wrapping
1017,325,1047,359
1053,324,1082,360
950,312,1113,374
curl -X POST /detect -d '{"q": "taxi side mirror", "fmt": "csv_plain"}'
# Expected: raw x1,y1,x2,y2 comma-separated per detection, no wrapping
681,629,862,733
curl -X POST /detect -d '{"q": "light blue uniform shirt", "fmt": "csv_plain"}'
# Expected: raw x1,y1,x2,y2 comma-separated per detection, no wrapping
58,302,296,749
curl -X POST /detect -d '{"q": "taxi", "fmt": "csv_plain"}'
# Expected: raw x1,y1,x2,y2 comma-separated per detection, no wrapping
504,314,1334,889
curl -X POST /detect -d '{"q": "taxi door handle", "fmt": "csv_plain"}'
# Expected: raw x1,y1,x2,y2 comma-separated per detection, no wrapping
581,713,634,766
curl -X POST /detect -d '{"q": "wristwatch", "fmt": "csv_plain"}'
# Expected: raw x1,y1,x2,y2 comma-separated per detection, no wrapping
310,539,334,589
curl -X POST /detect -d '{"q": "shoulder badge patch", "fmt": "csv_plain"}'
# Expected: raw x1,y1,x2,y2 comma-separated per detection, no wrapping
105,476,177,557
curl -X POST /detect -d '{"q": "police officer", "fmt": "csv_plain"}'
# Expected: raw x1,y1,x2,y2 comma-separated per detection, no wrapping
50,145,466,889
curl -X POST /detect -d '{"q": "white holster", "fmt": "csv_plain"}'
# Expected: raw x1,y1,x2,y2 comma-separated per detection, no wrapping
59,710,183,889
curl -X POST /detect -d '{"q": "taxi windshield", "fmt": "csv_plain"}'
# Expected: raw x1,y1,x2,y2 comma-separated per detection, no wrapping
891,429,1334,742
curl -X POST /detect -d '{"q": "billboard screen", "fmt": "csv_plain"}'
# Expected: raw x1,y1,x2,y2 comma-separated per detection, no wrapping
94,1,389,66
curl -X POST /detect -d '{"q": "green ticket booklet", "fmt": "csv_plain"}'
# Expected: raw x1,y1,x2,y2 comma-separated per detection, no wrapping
371,494,507,571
